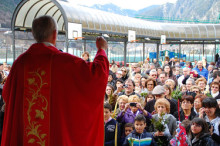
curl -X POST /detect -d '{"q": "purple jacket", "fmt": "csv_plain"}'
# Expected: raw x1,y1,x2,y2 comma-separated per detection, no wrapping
116,108,152,124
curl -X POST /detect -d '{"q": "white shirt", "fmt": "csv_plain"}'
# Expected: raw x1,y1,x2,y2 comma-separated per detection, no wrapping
178,75,185,87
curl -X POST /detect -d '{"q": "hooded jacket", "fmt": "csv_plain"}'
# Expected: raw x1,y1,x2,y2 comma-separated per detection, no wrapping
123,130,157,146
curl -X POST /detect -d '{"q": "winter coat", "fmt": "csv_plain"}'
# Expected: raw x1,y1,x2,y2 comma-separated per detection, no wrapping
117,109,152,124
123,130,157,146
151,114,177,137
191,133,215,146
173,108,197,122
192,66,209,80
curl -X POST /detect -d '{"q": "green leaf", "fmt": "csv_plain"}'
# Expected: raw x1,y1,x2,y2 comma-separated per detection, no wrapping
28,138,35,143
41,134,47,139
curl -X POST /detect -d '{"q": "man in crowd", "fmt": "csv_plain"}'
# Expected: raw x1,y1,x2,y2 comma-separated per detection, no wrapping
178,67,190,87
193,61,209,80
118,79,140,97
1,16,109,146
157,72,168,85
153,59,160,68
149,69,157,80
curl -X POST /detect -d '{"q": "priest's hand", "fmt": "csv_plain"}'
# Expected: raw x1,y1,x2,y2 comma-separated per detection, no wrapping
96,36,108,50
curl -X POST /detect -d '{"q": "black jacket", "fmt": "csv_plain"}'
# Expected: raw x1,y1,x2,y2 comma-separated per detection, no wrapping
173,108,197,122
144,98,177,115
192,133,216,146
214,93,220,100
105,119,121,146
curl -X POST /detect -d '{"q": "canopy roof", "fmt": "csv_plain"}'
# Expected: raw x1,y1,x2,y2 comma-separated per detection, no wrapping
12,0,220,41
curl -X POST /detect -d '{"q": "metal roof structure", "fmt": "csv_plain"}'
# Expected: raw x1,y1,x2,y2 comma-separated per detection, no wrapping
11,0,220,62
12,0,220,41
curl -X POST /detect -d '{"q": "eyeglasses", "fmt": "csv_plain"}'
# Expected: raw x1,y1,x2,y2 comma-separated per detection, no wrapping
211,86,219,89
147,84,154,86
121,70,126,72
151,74,157,76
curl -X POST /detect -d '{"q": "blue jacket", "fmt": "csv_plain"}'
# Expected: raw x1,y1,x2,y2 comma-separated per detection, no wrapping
123,130,157,146
193,66,209,80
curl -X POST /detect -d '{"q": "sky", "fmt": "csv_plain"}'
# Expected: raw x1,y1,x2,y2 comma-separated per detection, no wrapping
68,0,178,11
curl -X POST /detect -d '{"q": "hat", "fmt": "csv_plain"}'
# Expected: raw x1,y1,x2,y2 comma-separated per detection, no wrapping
152,85,165,95
117,71,122,74
133,63,141,68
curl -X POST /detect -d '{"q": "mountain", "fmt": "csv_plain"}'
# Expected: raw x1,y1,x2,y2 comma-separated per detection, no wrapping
90,3,137,17
138,0,220,22
1,0,220,28
89,3,160,17
0,0,19,27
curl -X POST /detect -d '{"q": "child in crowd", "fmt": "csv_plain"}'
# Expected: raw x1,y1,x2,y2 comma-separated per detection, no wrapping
104,103,121,146
190,118,215,146
119,123,134,146
123,114,157,146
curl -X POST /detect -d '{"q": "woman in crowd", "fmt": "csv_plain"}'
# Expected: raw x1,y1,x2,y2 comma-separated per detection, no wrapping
145,78,157,93
163,64,177,84
186,61,193,69
143,92,155,107
134,79,141,94
165,79,176,91
157,67,163,76
152,98,177,143
190,118,215,146
164,84,177,105
180,84,187,93
210,81,220,99
194,94,207,114
116,95,152,125
199,97,220,144
105,84,117,108
174,95,197,122
115,95,129,117
140,76,148,93
195,78,207,94
191,85,202,95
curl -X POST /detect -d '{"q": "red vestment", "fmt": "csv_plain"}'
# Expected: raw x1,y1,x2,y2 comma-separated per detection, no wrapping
1,43,109,146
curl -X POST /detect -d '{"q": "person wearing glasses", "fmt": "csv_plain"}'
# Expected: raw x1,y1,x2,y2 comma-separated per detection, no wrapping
149,69,157,80
144,78,157,97
191,85,202,95
120,67,129,82
210,82,220,100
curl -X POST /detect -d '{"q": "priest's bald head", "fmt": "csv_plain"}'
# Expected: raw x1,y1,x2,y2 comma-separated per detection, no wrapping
32,15,58,45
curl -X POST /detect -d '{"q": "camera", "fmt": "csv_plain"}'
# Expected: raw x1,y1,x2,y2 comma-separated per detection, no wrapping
124,84,128,88
130,102,137,107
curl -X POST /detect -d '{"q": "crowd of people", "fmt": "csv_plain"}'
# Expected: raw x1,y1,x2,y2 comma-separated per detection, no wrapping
103,57,220,146
1,29,220,145
1,52,220,146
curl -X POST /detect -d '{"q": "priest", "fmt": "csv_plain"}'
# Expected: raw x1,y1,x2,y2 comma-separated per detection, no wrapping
1,15,109,146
